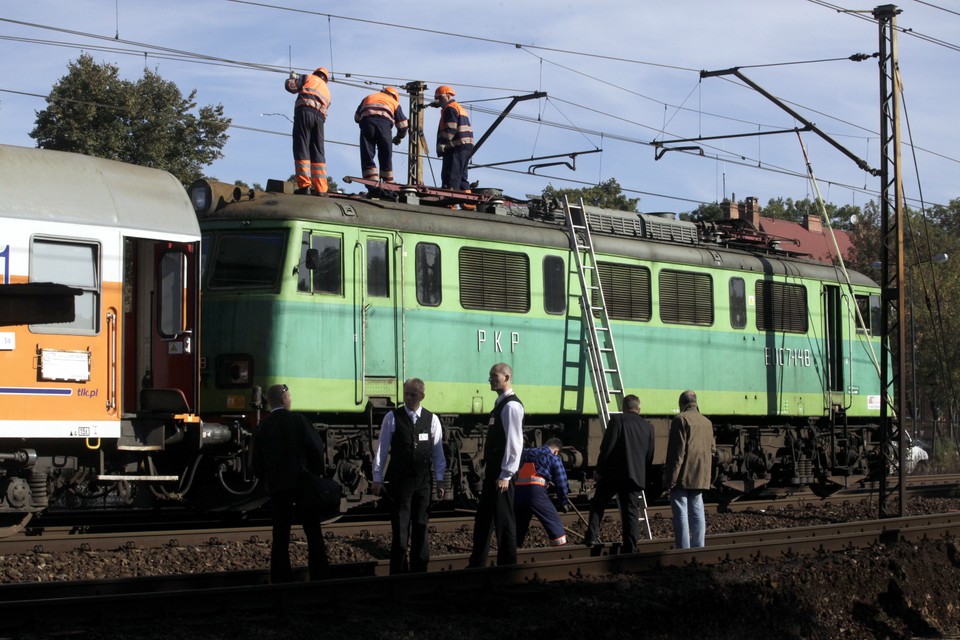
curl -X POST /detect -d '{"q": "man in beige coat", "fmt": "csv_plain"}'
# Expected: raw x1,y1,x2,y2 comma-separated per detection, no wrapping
662,390,715,548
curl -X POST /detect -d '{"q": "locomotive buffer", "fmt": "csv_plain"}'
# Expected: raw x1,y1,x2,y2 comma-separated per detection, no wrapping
563,196,652,540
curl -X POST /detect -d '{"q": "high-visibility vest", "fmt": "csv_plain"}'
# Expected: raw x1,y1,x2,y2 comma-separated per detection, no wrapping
286,73,331,117
515,461,546,487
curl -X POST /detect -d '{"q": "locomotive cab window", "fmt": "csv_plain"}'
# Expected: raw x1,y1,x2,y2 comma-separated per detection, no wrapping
659,269,713,326
366,238,389,298
299,232,342,296
459,247,530,313
208,231,285,290
29,237,100,334
596,262,650,321
415,242,442,306
543,255,566,315
855,294,881,335
756,280,808,333
729,277,747,329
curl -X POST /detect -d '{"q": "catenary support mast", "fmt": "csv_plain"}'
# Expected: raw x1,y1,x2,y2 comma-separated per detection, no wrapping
874,4,907,518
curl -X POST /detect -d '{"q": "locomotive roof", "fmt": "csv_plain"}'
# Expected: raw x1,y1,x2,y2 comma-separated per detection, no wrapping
0,144,200,239
199,186,877,288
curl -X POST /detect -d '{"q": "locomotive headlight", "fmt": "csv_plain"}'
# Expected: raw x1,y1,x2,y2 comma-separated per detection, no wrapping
215,353,253,388
188,179,211,215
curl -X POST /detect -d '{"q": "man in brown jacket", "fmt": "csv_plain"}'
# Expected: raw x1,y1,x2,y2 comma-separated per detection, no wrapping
662,390,715,548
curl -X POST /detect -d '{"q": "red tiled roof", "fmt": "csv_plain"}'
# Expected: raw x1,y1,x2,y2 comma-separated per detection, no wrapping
757,216,852,264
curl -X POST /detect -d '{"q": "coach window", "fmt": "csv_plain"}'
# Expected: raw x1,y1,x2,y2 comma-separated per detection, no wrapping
158,251,186,337
30,238,100,334
298,232,342,295
542,255,566,315
756,280,808,333
415,243,442,306
459,247,530,313
729,277,747,329
596,262,650,321
659,270,713,326
367,238,389,297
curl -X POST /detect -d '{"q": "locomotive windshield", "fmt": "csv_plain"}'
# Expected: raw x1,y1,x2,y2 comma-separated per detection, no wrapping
206,231,286,290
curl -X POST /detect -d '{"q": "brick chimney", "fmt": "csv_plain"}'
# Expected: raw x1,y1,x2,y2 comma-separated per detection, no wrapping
744,196,760,229
804,214,822,234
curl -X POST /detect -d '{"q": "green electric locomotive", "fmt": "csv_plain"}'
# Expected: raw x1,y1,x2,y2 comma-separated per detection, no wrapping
190,179,884,505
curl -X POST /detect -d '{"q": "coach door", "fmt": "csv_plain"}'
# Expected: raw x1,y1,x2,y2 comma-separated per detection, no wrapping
124,239,199,414
357,231,400,396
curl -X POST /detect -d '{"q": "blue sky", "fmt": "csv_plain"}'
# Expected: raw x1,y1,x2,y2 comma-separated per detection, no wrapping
2,1,958,214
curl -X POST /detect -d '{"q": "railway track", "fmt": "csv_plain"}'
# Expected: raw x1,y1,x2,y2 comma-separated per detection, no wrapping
7,474,957,555
0,510,957,635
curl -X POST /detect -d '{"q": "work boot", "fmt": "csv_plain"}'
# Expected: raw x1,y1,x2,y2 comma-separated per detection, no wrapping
294,187,312,195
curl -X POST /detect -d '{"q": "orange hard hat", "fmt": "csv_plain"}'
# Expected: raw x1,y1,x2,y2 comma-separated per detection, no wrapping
383,87,400,101
434,85,455,99
314,67,329,81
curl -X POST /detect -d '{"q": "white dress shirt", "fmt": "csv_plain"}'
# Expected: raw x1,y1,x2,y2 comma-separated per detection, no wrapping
494,389,524,481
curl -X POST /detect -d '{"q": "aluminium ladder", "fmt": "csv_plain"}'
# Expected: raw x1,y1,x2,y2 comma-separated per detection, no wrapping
562,195,626,427
562,196,651,540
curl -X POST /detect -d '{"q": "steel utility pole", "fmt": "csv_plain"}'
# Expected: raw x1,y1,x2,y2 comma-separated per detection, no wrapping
403,81,428,186
874,4,907,518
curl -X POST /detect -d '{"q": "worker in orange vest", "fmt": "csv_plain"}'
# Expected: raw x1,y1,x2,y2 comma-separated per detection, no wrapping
285,67,332,195
432,85,475,208
354,87,409,189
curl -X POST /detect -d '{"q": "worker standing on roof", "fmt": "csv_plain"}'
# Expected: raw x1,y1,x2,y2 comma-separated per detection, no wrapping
285,67,332,195
432,85,475,204
354,87,409,189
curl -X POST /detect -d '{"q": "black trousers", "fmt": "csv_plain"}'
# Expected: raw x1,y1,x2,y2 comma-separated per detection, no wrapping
469,476,517,567
440,145,471,191
386,479,432,574
359,117,394,180
585,481,641,553
269,489,329,582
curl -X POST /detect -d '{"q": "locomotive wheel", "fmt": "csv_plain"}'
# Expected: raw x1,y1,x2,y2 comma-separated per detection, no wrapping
0,513,32,538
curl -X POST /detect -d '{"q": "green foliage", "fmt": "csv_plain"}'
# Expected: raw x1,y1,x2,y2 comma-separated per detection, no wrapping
30,54,231,186
541,178,639,212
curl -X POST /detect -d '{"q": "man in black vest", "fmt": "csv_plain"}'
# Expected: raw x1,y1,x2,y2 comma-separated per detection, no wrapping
468,362,524,567
583,394,655,553
251,383,330,582
372,378,446,574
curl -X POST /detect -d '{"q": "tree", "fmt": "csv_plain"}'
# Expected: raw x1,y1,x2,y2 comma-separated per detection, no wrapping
31,54,230,186
541,178,639,212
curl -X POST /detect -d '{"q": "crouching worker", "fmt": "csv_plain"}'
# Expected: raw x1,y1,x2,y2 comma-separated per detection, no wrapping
515,438,570,547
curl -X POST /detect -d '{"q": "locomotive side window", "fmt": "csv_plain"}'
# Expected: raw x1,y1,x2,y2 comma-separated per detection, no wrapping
855,294,880,335
209,231,285,290
29,237,100,334
755,280,808,333
415,243,442,306
366,238,389,298
298,232,342,295
729,277,747,329
659,269,713,326
459,246,530,313
596,262,650,321
543,255,566,315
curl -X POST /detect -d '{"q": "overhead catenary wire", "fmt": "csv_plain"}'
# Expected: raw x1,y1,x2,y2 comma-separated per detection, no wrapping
2,9,958,212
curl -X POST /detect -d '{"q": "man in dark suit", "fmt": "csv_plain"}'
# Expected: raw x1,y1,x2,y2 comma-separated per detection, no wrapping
583,394,655,553
252,383,330,582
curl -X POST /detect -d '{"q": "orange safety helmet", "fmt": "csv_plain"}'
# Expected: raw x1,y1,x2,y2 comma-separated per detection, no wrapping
314,67,330,81
434,85,456,99
382,87,400,101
